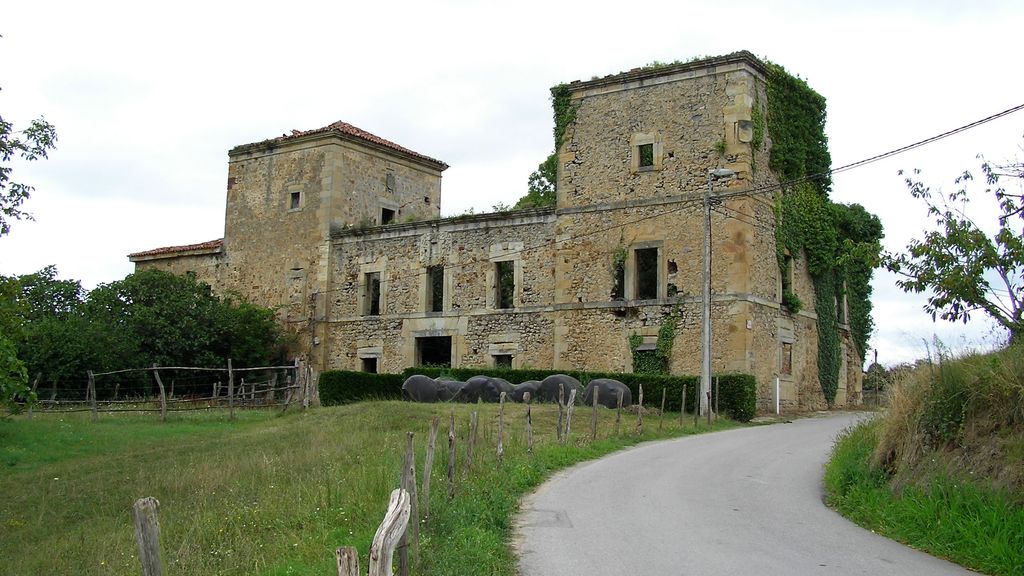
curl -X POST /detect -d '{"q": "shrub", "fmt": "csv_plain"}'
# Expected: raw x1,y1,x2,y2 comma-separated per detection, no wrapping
319,371,403,405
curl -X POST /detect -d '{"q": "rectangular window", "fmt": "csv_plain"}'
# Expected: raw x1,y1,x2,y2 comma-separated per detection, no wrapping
364,272,381,316
781,342,793,376
381,208,395,225
493,354,513,368
634,248,659,300
427,265,444,313
289,191,301,210
495,260,514,309
362,357,378,373
638,143,654,168
416,336,452,367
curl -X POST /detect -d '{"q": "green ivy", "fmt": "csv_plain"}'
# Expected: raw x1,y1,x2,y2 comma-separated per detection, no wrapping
767,63,883,405
551,84,578,150
629,310,679,375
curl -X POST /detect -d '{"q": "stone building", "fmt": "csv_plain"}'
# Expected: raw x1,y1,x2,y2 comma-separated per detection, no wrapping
130,51,863,411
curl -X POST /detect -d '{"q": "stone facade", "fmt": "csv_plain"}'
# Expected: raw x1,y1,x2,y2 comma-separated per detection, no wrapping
130,51,862,412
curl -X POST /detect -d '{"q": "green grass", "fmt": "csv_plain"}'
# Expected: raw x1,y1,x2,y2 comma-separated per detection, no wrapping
825,419,1024,576
0,403,737,575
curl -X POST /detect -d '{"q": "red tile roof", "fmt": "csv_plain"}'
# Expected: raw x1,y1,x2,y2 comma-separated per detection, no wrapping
233,120,448,169
128,238,224,260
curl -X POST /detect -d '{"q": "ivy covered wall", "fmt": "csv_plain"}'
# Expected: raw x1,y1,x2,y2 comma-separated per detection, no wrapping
766,62,883,405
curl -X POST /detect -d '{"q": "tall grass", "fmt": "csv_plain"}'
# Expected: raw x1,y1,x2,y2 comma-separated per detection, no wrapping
825,343,1024,576
0,402,736,575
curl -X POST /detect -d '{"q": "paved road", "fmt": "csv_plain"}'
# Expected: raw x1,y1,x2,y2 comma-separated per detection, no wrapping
515,413,979,576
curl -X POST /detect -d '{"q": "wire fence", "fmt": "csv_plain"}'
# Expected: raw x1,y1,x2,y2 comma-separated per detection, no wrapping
25,359,318,420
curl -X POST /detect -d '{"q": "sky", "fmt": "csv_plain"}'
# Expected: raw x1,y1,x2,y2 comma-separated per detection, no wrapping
2,0,1022,367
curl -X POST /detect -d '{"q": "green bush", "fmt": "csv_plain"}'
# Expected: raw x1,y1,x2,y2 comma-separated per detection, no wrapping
319,371,404,405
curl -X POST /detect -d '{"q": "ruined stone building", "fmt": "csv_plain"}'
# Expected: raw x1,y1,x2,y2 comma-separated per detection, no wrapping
129,51,863,411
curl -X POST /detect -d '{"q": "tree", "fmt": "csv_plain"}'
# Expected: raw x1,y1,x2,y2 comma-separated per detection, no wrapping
1,92,57,236
882,153,1023,344
515,152,557,209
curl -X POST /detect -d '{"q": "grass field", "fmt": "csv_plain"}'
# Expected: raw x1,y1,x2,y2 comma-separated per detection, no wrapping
1,401,737,575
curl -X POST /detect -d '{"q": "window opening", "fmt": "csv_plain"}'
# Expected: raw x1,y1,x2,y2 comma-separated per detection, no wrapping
381,208,395,225
493,354,513,368
638,143,654,168
427,265,444,312
635,248,659,300
495,260,515,309
364,272,381,316
290,191,301,210
781,342,793,376
362,357,378,373
417,336,452,367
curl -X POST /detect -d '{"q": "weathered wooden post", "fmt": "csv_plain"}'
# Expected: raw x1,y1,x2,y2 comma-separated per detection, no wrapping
152,366,167,423
27,374,40,419
635,383,644,436
681,383,687,426
398,432,419,576
614,389,623,436
335,546,359,576
524,391,534,454
447,409,456,500
659,387,666,432
463,411,478,479
706,391,712,426
497,392,506,467
422,416,439,523
715,376,720,422
368,488,411,576
88,370,97,422
132,497,163,576
227,359,235,420
556,385,565,443
562,389,577,445
590,385,599,442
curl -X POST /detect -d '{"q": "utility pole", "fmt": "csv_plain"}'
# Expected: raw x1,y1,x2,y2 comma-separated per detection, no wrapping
701,168,736,416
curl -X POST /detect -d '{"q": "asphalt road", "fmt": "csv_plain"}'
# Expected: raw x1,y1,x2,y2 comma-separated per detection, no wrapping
515,413,979,576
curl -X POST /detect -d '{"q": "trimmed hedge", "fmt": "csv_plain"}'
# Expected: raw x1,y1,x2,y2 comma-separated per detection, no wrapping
319,370,404,406
400,366,756,422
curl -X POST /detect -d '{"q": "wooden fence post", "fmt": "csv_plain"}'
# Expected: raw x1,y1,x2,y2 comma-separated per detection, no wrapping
152,366,167,423
367,488,411,576
524,392,534,454
497,392,506,467
562,389,576,445
88,370,97,422
27,374,40,420
398,432,419,576
715,376,720,422
590,386,599,442
422,416,439,523
681,384,686,426
556,385,565,443
335,546,360,576
463,411,478,479
447,410,456,501
614,389,623,436
132,497,163,576
659,387,666,432
635,383,644,436
227,359,235,420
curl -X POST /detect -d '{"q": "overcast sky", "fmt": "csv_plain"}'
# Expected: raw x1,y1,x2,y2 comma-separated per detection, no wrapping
2,0,1022,366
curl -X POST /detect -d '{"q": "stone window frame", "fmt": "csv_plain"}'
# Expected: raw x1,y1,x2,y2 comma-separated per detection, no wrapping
287,185,303,212
487,242,524,310
488,341,521,369
624,240,665,301
357,346,383,373
358,259,388,317
379,199,399,225
630,132,664,173
777,318,796,382
422,264,448,314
